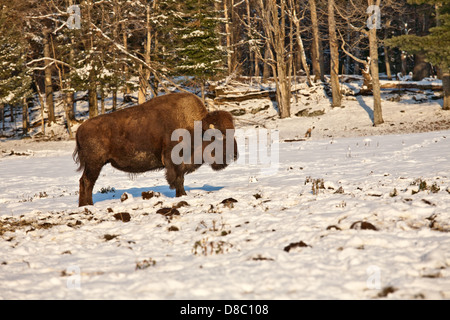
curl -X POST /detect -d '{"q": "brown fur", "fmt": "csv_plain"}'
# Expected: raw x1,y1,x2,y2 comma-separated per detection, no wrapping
74,93,237,206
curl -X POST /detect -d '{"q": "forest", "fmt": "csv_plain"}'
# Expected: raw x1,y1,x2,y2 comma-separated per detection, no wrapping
0,0,449,138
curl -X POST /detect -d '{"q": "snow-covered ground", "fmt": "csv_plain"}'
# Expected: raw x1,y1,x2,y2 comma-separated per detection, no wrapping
1,81,449,299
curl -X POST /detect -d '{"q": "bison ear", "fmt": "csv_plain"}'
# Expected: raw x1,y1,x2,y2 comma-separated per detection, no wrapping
202,112,219,131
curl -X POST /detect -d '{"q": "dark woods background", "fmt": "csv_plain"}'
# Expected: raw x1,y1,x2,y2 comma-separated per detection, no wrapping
0,0,448,137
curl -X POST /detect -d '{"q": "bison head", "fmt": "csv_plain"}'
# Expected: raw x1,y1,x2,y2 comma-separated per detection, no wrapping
169,111,238,170
201,111,239,171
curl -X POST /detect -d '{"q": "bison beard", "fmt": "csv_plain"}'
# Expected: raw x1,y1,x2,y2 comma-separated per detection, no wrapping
73,93,238,207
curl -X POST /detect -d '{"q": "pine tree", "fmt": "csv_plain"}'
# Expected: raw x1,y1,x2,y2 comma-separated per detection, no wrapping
170,0,224,99
69,0,132,117
0,27,33,107
387,0,450,110
0,7,33,131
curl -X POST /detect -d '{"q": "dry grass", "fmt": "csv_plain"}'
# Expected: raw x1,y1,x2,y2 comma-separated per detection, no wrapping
0,217,56,237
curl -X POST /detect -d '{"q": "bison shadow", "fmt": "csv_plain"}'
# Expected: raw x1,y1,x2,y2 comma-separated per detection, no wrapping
92,184,224,204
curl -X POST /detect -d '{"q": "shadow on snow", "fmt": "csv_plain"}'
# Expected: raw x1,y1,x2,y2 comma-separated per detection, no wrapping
92,184,224,204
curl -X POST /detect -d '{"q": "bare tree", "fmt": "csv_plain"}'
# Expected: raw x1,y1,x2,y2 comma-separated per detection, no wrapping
65,0,76,122
309,0,324,82
334,0,385,125
257,0,291,118
42,28,56,124
138,3,153,104
81,0,98,118
224,0,234,75
288,0,312,86
368,0,384,125
328,0,342,108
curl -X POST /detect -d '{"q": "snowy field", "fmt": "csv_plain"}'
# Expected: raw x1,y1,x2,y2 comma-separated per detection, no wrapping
1,130,449,299
1,82,450,299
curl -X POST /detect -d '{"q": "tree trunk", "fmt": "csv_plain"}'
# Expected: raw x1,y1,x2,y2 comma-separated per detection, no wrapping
22,98,29,135
246,0,257,78
66,90,75,122
200,81,206,104
139,4,152,105
319,39,325,81
111,0,120,105
254,45,260,79
262,44,271,82
384,45,392,80
289,6,294,83
224,0,233,75
123,23,131,96
67,0,76,123
34,76,46,134
86,0,98,118
151,0,159,94
295,22,311,86
112,90,117,111
401,51,407,77
328,0,341,108
290,0,311,86
100,87,105,114
383,26,392,80
43,29,55,124
310,0,322,82
22,99,28,135
230,0,240,75
368,1,384,126
413,52,431,81
138,64,146,104
9,105,14,123
443,71,450,111
0,104,4,133
88,75,98,118
278,73,291,118
268,0,290,118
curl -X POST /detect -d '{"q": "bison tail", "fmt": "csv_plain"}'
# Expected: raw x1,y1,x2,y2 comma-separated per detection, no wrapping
73,139,85,172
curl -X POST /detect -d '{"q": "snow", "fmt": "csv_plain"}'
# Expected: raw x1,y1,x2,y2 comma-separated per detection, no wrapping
1,81,450,299
182,30,206,39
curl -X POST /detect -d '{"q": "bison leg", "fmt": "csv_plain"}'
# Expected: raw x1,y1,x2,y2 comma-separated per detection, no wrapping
174,176,187,197
79,166,102,206
167,173,187,197
164,160,187,197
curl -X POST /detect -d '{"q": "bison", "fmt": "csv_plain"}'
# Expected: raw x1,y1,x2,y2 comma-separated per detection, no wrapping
73,93,238,207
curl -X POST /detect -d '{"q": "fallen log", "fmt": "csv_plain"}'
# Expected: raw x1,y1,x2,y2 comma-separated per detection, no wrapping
213,86,311,104
380,81,442,90
214,90,276,104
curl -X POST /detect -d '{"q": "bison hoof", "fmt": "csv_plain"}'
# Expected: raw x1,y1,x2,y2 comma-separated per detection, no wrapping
176,191,187,197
